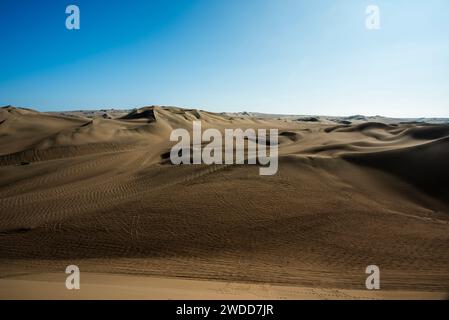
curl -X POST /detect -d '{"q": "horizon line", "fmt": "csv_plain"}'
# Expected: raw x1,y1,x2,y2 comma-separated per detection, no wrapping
2,104,449,120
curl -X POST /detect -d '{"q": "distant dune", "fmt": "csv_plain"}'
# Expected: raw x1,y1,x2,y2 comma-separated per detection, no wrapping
1,105,448,299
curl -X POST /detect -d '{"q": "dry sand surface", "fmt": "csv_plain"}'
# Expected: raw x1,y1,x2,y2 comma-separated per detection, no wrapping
1,273,445,300
1,105,449,299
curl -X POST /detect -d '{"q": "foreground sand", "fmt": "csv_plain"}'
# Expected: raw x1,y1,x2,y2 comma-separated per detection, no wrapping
1,273,446,300
1,106,449,299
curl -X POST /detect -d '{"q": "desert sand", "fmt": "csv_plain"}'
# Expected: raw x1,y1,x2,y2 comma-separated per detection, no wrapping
1,105,448,299
1,273,446,300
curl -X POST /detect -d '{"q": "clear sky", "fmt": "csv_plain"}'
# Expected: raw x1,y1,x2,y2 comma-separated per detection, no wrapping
0,0,448,117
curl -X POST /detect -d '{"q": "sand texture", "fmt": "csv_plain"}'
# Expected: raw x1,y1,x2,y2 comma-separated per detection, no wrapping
1,106,448,299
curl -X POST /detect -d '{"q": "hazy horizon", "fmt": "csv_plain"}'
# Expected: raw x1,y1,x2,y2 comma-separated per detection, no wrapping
5,103,449,120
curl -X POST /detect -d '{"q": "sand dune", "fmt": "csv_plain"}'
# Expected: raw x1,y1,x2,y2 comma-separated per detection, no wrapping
343,135,449,203
0,105,448,299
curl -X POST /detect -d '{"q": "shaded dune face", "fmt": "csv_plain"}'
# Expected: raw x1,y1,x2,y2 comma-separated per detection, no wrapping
0,105,449,293
120,108,156,122
343,136,449,203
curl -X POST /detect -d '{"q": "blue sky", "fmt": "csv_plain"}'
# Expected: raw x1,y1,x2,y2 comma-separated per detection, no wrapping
0,0,448,117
